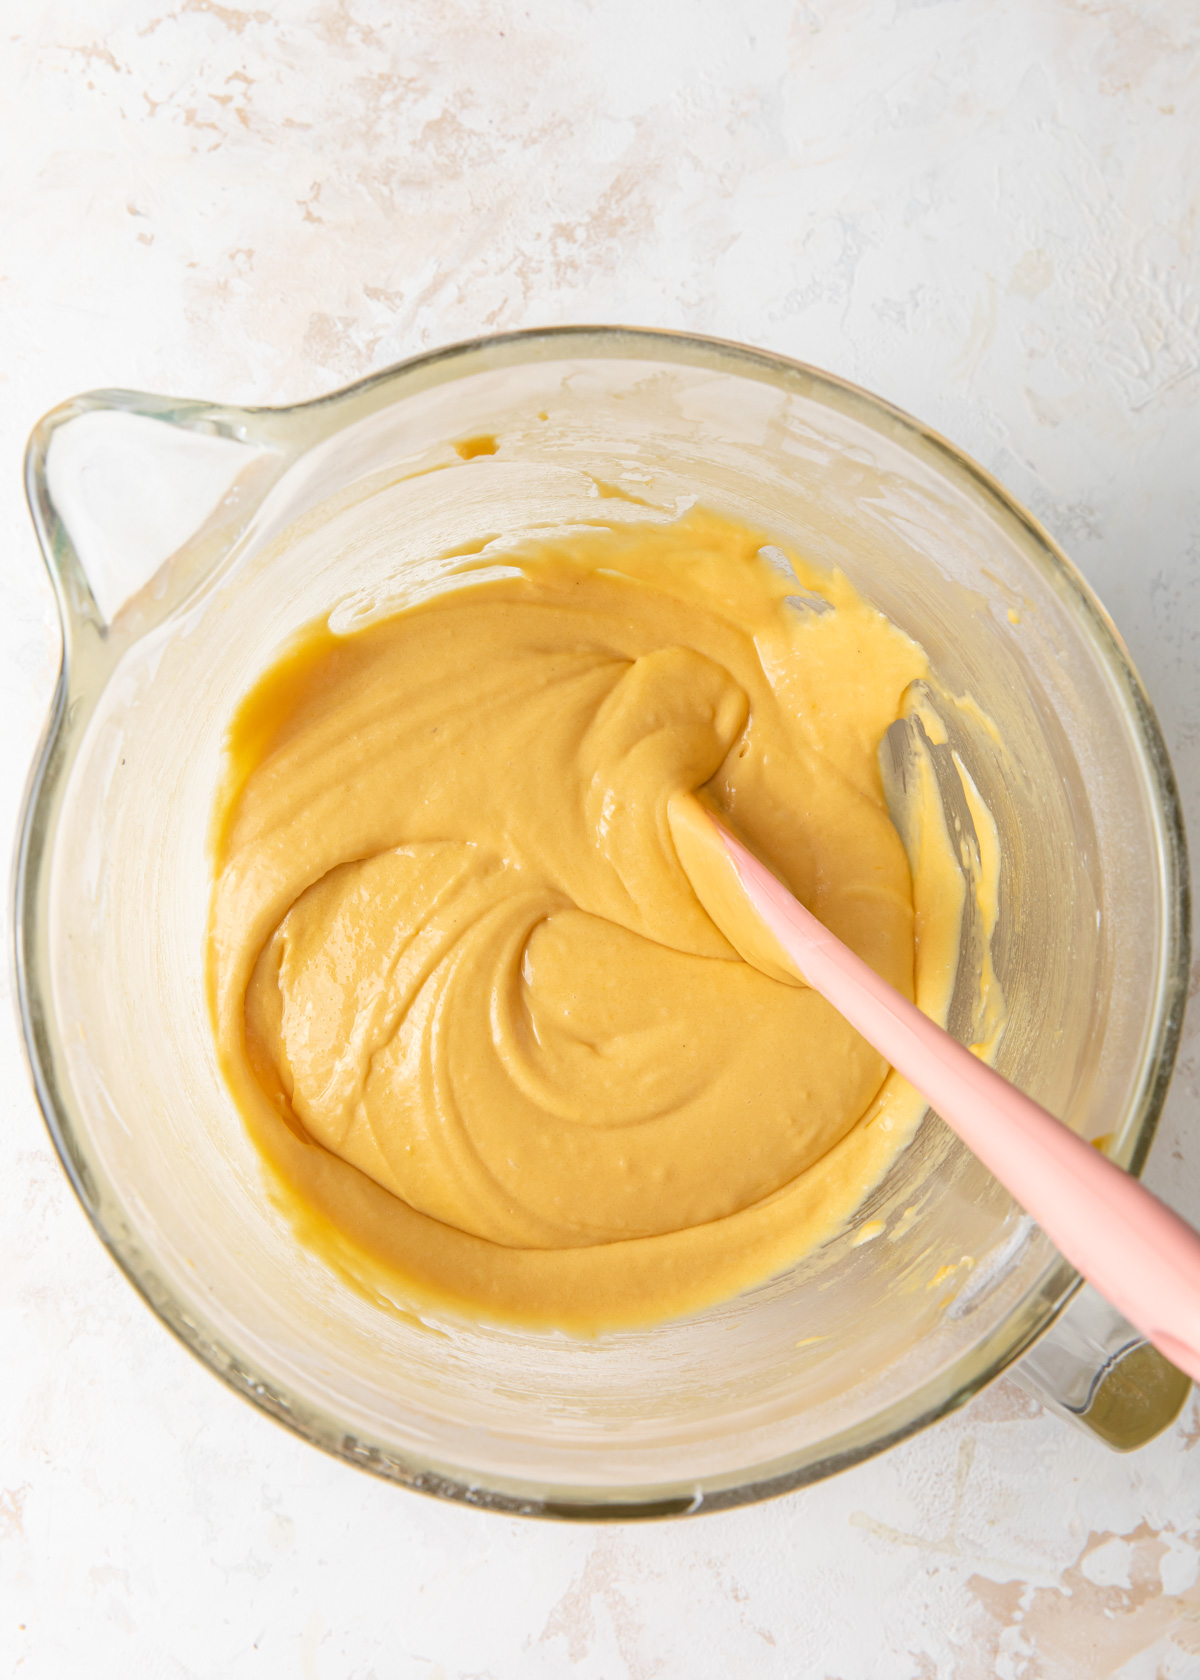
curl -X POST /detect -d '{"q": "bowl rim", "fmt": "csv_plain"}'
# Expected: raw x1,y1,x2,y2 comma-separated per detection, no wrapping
13,323,1191,1518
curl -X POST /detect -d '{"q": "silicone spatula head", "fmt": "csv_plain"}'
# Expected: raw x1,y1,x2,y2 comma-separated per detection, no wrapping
666,792,806,987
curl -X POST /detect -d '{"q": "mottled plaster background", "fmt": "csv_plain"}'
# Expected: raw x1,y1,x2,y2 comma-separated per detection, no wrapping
3,2,1200,1676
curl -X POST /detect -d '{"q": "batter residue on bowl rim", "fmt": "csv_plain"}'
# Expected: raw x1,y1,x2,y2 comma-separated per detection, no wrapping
207,508,980,1330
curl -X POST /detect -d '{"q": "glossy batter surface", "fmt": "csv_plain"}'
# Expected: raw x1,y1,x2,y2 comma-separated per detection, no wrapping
208,511,962,1328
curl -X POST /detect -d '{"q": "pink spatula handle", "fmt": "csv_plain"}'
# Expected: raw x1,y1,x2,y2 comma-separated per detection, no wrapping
720,827,1200,1387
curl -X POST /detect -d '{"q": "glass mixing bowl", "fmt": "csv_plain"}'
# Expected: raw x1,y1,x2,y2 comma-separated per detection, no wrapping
16,328,1190,1516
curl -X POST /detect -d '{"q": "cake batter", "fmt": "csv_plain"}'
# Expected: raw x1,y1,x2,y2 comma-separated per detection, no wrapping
208,510,966,1328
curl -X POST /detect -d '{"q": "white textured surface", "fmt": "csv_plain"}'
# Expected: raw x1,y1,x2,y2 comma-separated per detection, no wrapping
4,2,1200,1675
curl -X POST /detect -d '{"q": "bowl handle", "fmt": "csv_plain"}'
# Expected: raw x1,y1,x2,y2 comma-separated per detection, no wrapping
22,388,322,669
1012,1284,1192,1450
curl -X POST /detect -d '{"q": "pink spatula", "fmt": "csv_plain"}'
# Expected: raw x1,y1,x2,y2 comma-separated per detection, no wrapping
669,797,1200,1386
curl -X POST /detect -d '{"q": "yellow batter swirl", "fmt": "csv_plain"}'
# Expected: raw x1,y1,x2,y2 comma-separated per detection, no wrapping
208,510,960,1328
